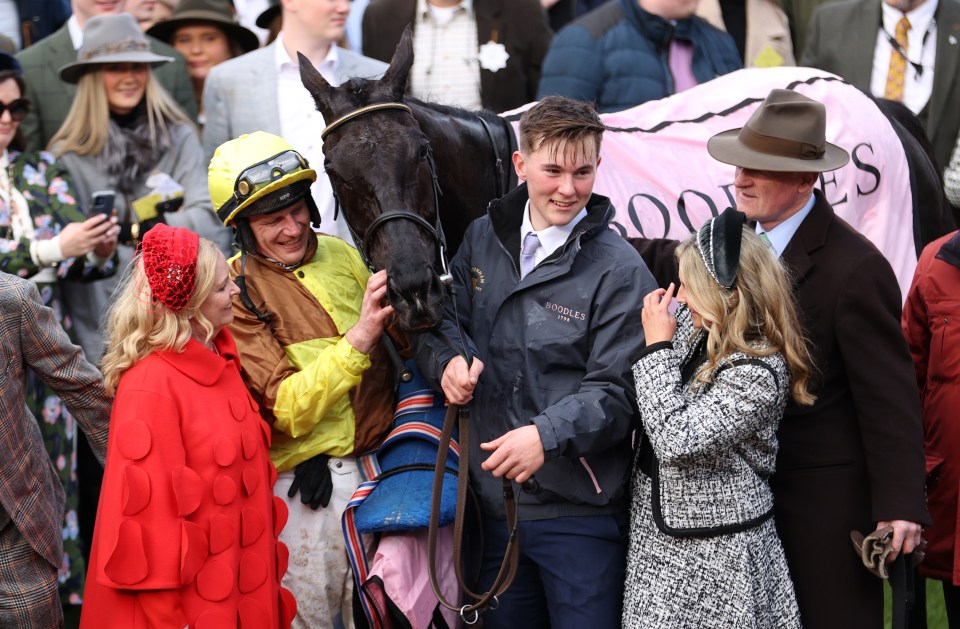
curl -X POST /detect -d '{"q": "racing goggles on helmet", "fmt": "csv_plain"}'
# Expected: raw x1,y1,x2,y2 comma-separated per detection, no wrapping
217,150,309,224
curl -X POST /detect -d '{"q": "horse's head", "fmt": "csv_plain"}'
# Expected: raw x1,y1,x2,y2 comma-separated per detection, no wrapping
299,28,447,333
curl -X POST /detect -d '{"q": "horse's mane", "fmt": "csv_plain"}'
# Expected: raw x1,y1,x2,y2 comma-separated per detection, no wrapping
406,97,504,125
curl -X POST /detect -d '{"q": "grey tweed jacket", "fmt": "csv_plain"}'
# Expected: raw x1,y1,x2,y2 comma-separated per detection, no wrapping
633,305,789,533
201,42,388,162
0,273,110,568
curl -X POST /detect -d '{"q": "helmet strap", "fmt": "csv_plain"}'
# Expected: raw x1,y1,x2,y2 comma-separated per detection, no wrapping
305,192,323,228
234,250,273,323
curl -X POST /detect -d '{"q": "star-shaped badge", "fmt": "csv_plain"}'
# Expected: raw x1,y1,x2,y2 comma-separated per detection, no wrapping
478,40,509,72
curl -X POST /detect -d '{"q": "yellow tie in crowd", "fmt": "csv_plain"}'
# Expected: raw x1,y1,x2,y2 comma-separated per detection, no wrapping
884,16,911,101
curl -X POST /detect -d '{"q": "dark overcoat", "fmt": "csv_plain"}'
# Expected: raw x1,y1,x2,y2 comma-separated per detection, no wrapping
769,191,929,629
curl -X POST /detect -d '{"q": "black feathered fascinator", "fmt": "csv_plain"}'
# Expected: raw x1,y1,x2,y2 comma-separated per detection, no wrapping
696,207,747,289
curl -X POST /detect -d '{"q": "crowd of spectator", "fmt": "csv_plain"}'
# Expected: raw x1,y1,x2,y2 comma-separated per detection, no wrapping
0,0,958,627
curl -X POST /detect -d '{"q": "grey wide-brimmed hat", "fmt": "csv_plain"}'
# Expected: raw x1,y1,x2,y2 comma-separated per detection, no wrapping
59,13,174,84
707,88,849,173
147,0,260,54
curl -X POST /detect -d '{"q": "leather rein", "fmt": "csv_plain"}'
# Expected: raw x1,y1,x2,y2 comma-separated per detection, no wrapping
321,102,520,624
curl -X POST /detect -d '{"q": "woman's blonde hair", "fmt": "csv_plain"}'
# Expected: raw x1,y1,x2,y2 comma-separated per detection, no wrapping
101,238,221,395
677,227,817,405
48,66,192,156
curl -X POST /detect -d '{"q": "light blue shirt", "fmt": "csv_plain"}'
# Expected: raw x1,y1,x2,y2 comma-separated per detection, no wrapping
756,193,816,258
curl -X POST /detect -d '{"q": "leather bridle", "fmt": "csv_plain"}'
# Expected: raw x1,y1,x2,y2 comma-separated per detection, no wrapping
322,102,453,286
322,101,520,624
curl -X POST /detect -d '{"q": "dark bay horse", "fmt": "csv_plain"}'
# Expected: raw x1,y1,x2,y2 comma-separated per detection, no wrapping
298,29,511,332
299,31,955,332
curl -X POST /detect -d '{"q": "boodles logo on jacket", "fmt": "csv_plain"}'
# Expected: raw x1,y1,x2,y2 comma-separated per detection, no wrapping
544,300,586,323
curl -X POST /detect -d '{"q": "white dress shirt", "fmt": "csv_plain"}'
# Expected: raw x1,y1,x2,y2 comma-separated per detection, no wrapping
755,193,816,258
519,200,588,267
276,33,353,243
67,14,83,49
871,0,938,115
0,0,21,50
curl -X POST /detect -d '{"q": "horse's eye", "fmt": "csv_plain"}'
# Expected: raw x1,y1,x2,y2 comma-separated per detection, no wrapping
418,144,430,161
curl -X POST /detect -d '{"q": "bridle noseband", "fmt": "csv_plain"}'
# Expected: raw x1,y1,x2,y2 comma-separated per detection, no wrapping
322,102,453,286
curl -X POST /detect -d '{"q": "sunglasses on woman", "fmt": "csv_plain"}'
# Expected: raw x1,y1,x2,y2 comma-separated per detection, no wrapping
0,99,30,122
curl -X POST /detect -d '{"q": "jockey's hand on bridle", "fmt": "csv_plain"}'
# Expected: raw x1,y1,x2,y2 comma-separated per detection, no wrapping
346,270,394,354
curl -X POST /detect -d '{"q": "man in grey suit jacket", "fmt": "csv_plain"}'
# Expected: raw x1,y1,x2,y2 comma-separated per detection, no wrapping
203,0,386,242
0,272,110,628
802,0,960,186
16,0,197,153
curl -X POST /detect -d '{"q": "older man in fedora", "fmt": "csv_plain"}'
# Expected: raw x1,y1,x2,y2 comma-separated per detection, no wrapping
702,88,928,628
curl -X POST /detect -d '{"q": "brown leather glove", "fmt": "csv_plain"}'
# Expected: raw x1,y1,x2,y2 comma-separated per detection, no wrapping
850,526,927,579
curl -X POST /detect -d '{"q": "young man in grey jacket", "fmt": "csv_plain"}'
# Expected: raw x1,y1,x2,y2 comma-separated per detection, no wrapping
416,95,656,629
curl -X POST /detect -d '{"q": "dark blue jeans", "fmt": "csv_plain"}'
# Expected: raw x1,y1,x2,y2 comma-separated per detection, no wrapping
477,514,628,629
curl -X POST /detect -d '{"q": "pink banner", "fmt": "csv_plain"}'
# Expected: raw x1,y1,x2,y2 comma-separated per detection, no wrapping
508,67,916,297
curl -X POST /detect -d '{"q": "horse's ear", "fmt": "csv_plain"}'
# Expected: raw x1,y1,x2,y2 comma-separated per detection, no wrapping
381,25,414,101
298,51,337,121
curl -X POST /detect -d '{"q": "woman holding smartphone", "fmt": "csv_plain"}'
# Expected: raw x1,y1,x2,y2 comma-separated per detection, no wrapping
49,12,230,366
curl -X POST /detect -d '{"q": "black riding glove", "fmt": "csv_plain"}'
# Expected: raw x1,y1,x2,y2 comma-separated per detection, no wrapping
287,454,333,509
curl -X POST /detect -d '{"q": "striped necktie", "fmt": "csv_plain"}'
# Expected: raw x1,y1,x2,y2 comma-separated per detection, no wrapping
884,16,911,101
520,232,540,279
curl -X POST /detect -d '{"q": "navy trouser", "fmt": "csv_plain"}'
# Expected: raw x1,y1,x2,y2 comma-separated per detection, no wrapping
477,514,628,629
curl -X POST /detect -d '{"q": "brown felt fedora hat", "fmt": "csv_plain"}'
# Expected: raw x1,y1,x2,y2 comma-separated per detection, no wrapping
708,88,849,173
60,13,174,84
147,0,260,54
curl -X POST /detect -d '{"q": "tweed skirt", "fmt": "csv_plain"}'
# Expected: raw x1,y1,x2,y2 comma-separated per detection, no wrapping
622,473,801,629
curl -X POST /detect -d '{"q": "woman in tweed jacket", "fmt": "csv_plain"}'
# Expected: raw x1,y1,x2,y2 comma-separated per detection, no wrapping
622,209,815,628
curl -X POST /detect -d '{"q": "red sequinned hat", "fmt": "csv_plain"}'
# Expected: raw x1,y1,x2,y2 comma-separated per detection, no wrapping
141,224,200,312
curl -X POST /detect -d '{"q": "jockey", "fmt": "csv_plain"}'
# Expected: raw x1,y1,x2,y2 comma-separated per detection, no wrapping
209,131,402,627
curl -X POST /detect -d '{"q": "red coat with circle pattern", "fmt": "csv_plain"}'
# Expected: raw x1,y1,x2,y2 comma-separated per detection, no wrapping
80,330,295,628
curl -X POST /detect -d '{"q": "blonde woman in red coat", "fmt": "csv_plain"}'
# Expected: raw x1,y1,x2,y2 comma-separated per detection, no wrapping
80,224,296,628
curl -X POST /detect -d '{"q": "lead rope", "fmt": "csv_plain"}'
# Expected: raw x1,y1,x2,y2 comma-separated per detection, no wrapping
424,114,520,624
427,401,520,624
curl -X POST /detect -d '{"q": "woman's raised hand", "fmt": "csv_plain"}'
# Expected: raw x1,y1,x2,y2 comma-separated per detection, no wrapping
58,214,120,259
641,283,677,346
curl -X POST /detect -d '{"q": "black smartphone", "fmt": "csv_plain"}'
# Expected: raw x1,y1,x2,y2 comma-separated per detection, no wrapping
91,190,115,218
